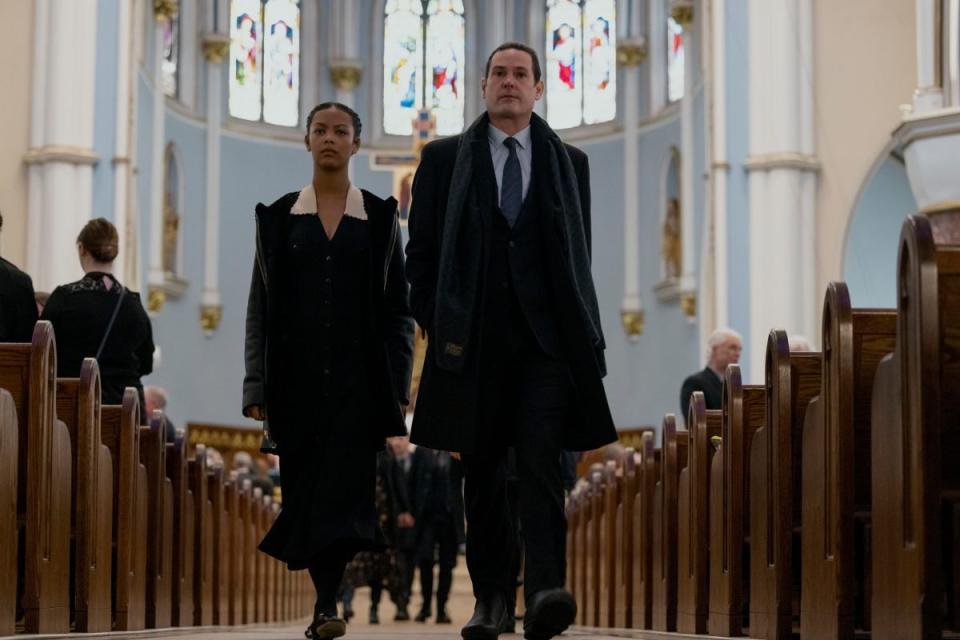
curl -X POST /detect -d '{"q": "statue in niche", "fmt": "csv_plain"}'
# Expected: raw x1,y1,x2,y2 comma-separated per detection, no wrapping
661,197,682,280
162,193,180,275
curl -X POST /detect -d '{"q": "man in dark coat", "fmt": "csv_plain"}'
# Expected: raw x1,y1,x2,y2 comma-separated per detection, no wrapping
406,42,616,640
0,212,39,343
679,328,742,418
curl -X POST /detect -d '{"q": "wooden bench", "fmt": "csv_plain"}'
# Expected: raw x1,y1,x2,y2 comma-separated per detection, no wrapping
142,411,173,628
168,430,195,626
749,330,821,639
101,389,148,630
189,443,213,625
0,321,72,633
677,392,722,633
871,215,960,639
709,364,765,636
801,282,895,639
223,472,243,625
652,414,687,631
55,358,114,632
241,480,257,624
614,447,638,628
630,432,658,630
209,466,228,625
0,389,17,636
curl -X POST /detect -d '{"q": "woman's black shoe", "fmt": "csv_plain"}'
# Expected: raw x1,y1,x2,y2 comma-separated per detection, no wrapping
369,606,380,624
308,613,347,639
342,604,354,623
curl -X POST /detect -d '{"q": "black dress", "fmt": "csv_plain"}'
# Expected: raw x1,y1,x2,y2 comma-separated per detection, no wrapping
258,214,384,570
40,272,154,417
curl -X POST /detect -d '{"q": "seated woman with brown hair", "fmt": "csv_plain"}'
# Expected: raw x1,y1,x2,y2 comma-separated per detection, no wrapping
41,217,155,420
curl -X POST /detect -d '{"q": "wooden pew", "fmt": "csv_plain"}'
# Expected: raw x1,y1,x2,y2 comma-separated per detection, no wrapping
801,282,896,639
677,392,722,633
168,430,195,626
189,444,213,625
55,358,114,632
652,414,688,631
577,464,601,625
586,466,606,626
242,481,257,624
0,389,17,636
142,411,173,628
871,215,960,639
0,321,72,633
224,472,243,625
598,460,619,627
709,364,765,636
268,501,280,622
749,330,821,639
574,478,591,626
615,448,638,628
252,486,267,623
209,466,228,625
564,481,581,607
631,432,658,630
101,389,148,630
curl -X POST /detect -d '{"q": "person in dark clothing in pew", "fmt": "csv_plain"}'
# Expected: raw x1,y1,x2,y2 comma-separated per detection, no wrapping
679,328,742,417
41,217,154,421
0,211,39,342
242,102,415,640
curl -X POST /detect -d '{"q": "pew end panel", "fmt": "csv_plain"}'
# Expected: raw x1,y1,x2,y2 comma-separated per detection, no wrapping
0,389,17,636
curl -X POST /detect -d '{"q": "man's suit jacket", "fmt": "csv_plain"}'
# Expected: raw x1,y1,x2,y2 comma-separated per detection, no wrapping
679,366,724,417
0,256,38,343
405,115,616,454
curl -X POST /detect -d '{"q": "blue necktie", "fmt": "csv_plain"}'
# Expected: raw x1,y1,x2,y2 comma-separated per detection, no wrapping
500,137,522,226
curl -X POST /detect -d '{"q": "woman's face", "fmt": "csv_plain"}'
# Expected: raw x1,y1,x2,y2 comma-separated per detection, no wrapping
305,108,359,172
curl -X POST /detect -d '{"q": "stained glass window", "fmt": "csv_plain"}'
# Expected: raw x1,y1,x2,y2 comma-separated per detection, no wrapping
383,0,465,136
229,0,301,126
667,15,685,103
546,0,616,129
161,2,180,98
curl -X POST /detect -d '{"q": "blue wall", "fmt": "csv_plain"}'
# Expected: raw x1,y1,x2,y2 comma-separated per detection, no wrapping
842,157,916,309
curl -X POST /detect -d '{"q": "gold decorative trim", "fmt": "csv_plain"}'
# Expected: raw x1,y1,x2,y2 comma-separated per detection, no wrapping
330,61,364,91
617,42,648,67
153,0,178,22
680,291,697,318
920,201,960,216
621,308,645,338
200,303,223,333
24,145,99,167
744,152,821,173
671,4,695,27
147,286,166,313
112,156,131,166
201,33,231,64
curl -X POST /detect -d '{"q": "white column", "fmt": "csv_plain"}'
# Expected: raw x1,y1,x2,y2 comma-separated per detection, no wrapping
709,0,728,329
329,1,363,178
25,0,99,292
113,0,137,286
745,0,819,381
648,0,667,114
146,16,168,312
486,0,507,51
914,0,945,114
528,1,547,119
679,7,697,310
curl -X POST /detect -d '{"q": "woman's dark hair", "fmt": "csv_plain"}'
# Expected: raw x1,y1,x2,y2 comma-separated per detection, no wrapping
305,102,362,140
485,42,542,83
77,217,119,263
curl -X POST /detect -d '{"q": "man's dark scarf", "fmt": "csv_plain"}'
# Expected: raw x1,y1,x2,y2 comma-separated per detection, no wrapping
433,112,605,372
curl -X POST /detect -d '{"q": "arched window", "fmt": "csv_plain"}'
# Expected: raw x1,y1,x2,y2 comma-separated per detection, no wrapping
667,14,684,102
545,0,616,130
383,0,466,137
161,1,180,97
229,0,301,126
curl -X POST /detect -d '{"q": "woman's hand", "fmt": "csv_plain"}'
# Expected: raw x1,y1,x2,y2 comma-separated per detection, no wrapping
245,405,266,421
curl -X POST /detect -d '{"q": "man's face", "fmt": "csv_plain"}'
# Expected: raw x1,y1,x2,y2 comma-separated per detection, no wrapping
305,107,359,171
388,436,410,457
711,336,742,371
482,48,544,121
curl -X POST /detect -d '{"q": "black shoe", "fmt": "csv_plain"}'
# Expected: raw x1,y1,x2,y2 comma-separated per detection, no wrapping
415,608,431,623
341,603,354,623
306,613,347,639
523,588,577,640
461,593,509,640
436,608,452,624
370,606,380,625
395,606,410,621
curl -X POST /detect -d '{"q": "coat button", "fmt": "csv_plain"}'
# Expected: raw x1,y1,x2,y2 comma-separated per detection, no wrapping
508,240,516,248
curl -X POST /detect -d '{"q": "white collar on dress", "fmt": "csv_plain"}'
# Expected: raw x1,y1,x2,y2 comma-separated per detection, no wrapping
290,183,367,220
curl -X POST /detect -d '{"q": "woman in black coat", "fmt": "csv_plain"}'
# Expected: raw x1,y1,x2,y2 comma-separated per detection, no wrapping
41,218,154,421
242,102,414,640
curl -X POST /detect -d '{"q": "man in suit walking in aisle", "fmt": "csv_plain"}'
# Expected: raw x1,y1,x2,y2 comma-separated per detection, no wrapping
0,211,38,343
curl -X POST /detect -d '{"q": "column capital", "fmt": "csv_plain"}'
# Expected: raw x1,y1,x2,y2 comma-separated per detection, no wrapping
670,0,694,27
329,59,364,91
617,39,648,67
201,32,231,64
200,303,223,334
153,0,178,23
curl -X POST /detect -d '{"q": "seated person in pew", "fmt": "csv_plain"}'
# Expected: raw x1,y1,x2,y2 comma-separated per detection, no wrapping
0,210,39,342
242,102,414,640
145,384,177,442
788,334,813,351
679,328,742,417
34,291,49,316
40,218,155,422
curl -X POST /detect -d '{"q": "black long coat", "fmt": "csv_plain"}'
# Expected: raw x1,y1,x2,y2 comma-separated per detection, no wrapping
0,256,38,343
242,188,415,448
405,119,616,454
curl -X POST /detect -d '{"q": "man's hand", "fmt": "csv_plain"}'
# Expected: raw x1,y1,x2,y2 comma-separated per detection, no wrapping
451,452,461,461
246,405,266,421
397,512,415,528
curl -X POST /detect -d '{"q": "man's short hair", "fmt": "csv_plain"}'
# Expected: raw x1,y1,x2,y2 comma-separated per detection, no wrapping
144,385,168,409
705,328,743,361
485,41,542,83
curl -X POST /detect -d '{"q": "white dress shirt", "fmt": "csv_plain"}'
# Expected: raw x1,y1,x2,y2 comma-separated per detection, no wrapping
487,123,532,205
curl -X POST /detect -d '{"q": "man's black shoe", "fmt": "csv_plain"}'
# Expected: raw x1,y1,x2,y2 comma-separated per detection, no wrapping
394,606,410,621
523,588,577,640
415,607,431,623
461,593,509,640
436,608,453,624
